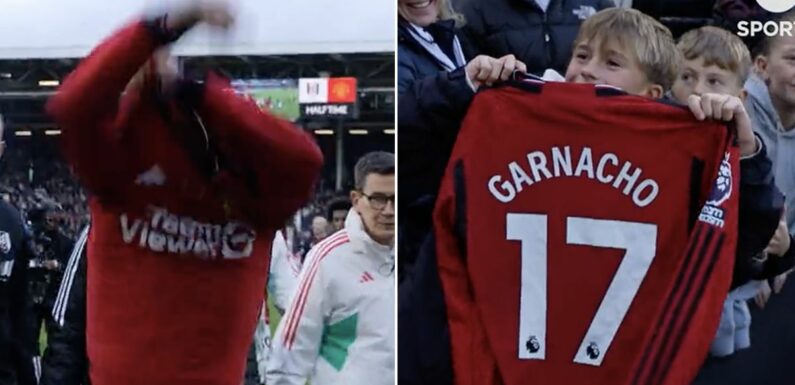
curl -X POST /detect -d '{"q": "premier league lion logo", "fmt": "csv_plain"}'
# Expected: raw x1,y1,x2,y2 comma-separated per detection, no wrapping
586,342,601,360
526,335,540,354
706,152,732,207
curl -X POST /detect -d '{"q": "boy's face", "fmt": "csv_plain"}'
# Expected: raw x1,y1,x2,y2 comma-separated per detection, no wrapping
758,35,795,110
671,57,744,103
565,39,663,98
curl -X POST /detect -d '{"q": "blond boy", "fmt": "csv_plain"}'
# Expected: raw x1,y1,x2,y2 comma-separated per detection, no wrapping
564,8,757,156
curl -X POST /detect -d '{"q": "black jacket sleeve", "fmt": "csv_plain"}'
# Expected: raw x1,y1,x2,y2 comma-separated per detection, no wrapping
398,234,453,385
40,227,88,385
398,65,474,220
10,226,40,385
731,137,788,289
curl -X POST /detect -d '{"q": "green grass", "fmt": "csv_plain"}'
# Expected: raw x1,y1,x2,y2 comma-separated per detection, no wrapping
268,294,282,334
39,324,47,355
247,88,300,122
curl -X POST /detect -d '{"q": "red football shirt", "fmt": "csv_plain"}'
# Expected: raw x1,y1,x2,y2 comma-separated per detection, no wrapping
47,21,323,385
434,81,738,385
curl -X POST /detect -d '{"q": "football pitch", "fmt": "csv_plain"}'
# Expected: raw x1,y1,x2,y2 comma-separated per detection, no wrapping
246,88,300,122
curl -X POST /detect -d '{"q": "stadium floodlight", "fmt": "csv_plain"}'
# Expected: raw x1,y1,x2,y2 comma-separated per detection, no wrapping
313,129,334,135
45,130,61,136
15,131,31,136
383,129,395,135
38,80,60,87
348,129,368,135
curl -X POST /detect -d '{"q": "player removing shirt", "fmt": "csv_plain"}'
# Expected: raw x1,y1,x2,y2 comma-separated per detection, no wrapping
45,2,323,384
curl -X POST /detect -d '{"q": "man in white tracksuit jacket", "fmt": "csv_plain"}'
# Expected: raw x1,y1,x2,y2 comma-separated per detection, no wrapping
266,151,395,385
254,229,303,384
269,230,302,314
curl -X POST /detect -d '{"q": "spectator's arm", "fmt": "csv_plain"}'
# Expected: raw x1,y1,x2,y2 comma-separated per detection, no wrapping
398,64,474,131
761,236,795,278
398,57,475,207
733,136,786,287
175,74,324,229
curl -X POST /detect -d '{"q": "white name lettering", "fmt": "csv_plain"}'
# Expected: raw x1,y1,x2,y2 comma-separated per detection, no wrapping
487,146,660,208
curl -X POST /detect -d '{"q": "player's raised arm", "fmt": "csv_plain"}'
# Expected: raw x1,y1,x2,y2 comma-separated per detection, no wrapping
46,3,233,196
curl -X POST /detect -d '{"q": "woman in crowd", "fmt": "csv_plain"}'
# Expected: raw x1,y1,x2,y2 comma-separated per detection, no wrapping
397,1,526,384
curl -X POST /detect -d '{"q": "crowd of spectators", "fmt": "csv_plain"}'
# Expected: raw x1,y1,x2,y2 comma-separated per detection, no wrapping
0,146,87,238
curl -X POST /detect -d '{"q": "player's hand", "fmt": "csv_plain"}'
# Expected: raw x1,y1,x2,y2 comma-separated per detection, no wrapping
166,0,235,31
687,93,757,157
773,273,789,294
465,54,528,91
755,280,772,309
764,220,791,257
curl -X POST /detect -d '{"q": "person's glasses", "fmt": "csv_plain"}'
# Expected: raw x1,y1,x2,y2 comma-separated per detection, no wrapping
360,192,395,211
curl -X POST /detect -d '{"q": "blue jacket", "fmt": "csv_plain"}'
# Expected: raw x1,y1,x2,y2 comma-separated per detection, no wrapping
398,18,475,270
398,18,473,385
457,0,613,75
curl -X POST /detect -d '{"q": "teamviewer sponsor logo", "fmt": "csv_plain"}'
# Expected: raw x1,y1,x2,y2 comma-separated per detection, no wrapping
120,205,257,260
737,0,795,37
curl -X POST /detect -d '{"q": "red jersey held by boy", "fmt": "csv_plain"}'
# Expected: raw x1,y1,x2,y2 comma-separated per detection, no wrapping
434,80,738,385
46,20,323,385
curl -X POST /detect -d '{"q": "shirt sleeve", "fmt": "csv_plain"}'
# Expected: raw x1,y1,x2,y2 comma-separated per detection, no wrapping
46,19,170,197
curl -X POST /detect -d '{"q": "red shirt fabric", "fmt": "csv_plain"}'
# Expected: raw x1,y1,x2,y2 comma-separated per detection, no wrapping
434,81,739,385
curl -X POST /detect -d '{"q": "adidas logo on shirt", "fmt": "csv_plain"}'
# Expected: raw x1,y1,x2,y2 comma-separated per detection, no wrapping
135,164,166,186
359,271,374,283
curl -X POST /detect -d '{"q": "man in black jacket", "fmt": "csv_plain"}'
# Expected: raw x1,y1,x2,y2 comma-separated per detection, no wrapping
28,205,75,339
0,118,40,385
40,225,88,385
456,0,613,75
